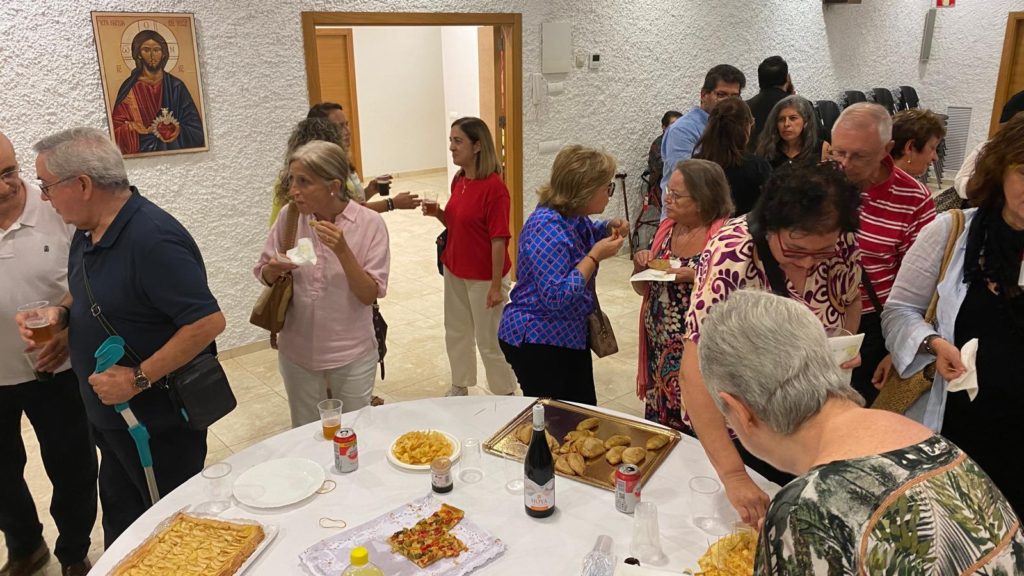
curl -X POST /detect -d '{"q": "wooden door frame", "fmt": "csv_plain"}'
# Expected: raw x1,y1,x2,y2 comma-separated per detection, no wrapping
313,27,363,176
990,11,1024,136
301,12,524,272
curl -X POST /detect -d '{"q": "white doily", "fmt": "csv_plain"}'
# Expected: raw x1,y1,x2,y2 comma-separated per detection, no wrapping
300,494,506,576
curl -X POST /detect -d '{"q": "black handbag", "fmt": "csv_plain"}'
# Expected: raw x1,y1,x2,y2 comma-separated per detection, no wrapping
436,229,448,276
81,258,236,430
372,302,388,379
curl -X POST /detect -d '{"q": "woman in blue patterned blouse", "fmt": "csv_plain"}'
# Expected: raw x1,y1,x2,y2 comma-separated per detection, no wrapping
498,145,629,403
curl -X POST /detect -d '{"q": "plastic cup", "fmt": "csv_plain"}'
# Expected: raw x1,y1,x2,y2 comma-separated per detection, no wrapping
504,443,527,493
630,502,667,565
422,190,440,217
689,475,731,535
195,461,233,515
459,437,484,484
18,301,54,345
318,399,343,440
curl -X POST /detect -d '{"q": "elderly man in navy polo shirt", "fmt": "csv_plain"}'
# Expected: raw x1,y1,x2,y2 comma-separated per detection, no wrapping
16,127,226,546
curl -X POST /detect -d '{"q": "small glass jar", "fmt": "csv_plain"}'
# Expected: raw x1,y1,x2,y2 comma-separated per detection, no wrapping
431,457,453,493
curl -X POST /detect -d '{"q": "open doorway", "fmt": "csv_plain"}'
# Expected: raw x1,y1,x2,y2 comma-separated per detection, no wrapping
300,12,523,270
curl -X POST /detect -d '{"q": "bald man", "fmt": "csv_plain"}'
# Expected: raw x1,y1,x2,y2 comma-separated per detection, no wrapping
826,103,936,405
0,132,96,576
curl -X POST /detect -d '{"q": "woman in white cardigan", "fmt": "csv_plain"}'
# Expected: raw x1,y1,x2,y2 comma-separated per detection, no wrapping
882,113,1024,514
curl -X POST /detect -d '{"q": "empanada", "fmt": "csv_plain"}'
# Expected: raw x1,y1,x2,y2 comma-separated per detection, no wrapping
604,434,631,450
646,435,669,450
555,455,575,476
606,445,626,466
580,437,607,459
621,446,646,465
566,453,586,476
515,423,532,445
576,417,600,431
546,431,560,453
564,429,594,443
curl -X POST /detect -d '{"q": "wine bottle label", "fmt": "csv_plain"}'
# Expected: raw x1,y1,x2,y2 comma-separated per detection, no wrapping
524,477,555,511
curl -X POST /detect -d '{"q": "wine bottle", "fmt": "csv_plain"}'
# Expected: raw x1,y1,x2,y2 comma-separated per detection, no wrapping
524,403,555,518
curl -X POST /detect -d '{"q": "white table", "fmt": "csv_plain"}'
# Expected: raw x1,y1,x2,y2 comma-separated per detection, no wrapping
89,396,770,575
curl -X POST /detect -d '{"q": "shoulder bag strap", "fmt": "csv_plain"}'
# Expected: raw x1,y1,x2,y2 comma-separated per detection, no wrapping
753,233,790,298
924,209,965,324
283,202,300,252
861,270,885,313
80,256,145,366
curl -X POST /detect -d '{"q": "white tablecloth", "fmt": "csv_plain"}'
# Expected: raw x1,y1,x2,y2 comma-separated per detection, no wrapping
89,396,771,575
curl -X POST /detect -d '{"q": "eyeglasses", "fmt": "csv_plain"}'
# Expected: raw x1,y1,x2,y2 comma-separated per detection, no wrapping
0,167,19,186
774,233,839,260
712,90,740,100
826,148,872,165
607,182,616,197
39,175,78,199
665,189,691,202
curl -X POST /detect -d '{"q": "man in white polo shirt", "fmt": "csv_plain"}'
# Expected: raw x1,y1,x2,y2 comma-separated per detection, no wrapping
0,132,96,576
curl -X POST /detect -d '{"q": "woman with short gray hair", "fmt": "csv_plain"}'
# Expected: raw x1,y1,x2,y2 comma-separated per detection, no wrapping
700,290,1024,575
254,140,389,427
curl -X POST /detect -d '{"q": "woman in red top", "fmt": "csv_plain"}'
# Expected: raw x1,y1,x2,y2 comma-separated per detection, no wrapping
427,117,517,396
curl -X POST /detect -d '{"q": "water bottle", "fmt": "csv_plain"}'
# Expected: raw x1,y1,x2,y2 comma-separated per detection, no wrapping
581,534,615,576
340,546,385,576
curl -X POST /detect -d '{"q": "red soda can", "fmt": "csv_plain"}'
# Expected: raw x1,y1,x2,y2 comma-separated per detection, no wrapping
333,427,358,473
615,464,641,514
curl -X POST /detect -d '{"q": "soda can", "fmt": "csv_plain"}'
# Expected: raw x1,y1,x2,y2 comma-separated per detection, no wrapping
333,427,359,473
615,464,641,514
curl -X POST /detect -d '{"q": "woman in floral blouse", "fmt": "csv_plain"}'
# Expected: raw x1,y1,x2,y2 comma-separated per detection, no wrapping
699,290,1023,575
681,162,863,526
633,159,733,431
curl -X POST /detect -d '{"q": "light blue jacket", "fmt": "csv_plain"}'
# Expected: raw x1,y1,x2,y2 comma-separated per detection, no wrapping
881,208,974,431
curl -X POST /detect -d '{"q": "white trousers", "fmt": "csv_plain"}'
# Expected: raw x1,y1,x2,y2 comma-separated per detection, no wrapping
443,267,517,395
277,350,378,428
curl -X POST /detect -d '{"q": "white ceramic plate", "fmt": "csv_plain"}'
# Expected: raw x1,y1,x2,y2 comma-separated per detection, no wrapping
386,430,462,471
233,458,326,509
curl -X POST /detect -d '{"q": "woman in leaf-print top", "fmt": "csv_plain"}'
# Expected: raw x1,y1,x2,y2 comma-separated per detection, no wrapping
698,290,1024,576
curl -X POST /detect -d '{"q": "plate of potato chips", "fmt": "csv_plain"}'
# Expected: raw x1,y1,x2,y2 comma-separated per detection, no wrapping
388,430,462,471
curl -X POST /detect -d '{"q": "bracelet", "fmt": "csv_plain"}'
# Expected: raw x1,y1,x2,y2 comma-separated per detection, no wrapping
586,255,599,267
58,304,71,326
386,198,395,211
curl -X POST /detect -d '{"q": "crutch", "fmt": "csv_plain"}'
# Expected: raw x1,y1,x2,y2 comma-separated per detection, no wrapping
95,336,160,505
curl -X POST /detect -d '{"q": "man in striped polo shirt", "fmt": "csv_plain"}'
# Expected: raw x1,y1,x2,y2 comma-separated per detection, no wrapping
826,103,936,404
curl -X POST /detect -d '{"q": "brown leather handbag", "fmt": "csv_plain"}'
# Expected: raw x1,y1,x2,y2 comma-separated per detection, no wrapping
872,209,964,414
250,204,300,348
587,284,618,358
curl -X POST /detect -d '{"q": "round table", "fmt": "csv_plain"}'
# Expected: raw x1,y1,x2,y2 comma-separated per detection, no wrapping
89,396,772,574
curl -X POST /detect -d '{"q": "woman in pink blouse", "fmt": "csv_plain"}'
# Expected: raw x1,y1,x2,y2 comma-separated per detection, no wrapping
255,141,390,427
680,162,862,527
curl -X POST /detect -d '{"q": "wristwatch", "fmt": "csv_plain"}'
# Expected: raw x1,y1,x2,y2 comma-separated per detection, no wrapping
133,366,152,391
921,334,941,356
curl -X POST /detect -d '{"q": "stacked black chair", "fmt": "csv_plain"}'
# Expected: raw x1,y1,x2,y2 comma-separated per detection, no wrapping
843,90,868,107
871,88,897,115
898,86,920,110
815,100,842,143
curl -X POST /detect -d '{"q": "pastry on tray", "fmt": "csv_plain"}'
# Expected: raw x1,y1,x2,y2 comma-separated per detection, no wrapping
111,512,265,576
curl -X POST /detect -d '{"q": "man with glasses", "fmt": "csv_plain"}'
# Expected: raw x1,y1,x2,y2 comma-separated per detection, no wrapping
15,127,225,547
828,103,936,404
659,64,746,219
0,132,96,576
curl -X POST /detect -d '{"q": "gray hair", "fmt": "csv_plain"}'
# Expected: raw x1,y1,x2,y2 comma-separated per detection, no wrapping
833,102,892,146
698,290,863,435
288,140,352,200
673,159,734,223
33,127,129,190
755,95,819,163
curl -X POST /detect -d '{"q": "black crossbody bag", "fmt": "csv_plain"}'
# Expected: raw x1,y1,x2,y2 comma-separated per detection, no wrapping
81,258,236,430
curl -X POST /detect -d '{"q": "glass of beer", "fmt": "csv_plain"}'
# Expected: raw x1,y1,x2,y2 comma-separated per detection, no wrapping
317,398,343,440
18,301,54,345
422,190,440,217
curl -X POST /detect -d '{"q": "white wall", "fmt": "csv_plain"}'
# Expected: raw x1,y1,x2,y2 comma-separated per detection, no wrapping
1,0,1020,350
440,27,481,185
351,26,448,178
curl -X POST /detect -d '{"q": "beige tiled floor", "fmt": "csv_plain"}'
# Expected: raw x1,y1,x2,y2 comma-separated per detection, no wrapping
3,170,645,572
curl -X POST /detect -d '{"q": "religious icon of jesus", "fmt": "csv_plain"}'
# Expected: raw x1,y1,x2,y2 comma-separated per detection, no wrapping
92,13,209,158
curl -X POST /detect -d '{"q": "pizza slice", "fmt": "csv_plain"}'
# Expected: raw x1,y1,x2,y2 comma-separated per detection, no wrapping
387,503,468,567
